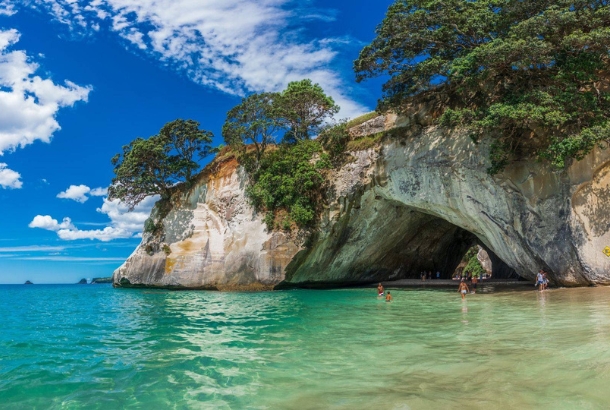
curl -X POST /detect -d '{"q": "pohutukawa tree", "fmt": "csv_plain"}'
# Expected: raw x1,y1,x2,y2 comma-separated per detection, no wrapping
222,80,340,167
159,119,214,181
222,92,281,166
355,0,610,173
109,119,213,209
277,79,340,141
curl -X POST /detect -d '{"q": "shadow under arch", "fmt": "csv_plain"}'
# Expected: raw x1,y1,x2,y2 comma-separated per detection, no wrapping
281,197,520,288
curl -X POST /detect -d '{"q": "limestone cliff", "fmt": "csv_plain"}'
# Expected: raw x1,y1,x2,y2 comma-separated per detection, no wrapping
114,112,610,289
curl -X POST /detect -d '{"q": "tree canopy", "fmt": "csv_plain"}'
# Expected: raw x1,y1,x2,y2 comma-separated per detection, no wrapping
222,80,339,154
276,79,340,141
109,119,213,209
355,0,610,173
219,80,341,228
222,92,280,165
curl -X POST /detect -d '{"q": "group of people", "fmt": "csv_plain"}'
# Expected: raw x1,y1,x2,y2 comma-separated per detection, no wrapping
377,268,552,301
536,270,549,291
377,283,392,302
420,271,441,281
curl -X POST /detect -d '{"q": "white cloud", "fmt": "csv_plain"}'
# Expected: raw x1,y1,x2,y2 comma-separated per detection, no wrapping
28,215,75,231
29,195,159,241
56,226,134,241
0,1,16,16
57,184,91,203
0,163,22,189
57,184,108,202
90,186,107,196
24,0,367,118
0,28,91,154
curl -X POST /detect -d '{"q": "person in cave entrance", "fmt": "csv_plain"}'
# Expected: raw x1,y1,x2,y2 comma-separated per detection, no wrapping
458,280,470,299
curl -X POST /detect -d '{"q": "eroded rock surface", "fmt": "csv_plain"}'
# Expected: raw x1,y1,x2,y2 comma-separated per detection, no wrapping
113,158,301,290
114,115,610,289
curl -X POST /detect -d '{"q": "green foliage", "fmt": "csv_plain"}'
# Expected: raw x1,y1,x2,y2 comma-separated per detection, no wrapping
143,218,156,233
159,119,214,181
463,247,485,278
222,80,339,173
162,244,172,255
246,140,330,228
222,92,281,165
109,119,213,209
276,79,340,141
346,132,385,152
355,0,610,173
318,121,351,165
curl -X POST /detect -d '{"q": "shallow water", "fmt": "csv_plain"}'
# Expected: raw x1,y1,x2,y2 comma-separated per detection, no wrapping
2,284,610,409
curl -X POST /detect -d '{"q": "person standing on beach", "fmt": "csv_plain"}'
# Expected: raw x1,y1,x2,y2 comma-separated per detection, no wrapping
377,283,384,296
471,275,478,293
458,280,469,299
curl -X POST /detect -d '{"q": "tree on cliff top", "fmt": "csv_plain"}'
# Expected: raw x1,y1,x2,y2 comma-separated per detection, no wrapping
355,0,610,173
276,79,340,141
109,119,213,209
221,80,340,170
222,92,281,166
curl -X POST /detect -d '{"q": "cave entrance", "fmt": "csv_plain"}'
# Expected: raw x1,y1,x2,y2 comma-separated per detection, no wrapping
352,203,520,282
288,199,523,285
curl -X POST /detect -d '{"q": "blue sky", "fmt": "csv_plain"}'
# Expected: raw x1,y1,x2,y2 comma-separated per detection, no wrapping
0,0,392,284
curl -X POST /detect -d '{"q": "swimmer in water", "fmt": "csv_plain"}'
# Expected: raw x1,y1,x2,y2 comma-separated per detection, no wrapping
377,283,384,296
458,280,469,300
385,291,392,302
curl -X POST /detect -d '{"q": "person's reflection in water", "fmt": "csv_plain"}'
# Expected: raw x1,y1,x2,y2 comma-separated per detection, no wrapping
461,302,468,324
537,290,548,329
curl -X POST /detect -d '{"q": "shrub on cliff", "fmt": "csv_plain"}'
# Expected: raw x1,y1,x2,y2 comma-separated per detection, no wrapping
222,80,342,229
247,140,331,228
109,119,213,209
355,0,610,173
462,247,485,278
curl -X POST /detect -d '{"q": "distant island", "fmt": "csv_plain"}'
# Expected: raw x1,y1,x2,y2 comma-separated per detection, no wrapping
77,279,88,284
91,277,112,284
24,280,33,285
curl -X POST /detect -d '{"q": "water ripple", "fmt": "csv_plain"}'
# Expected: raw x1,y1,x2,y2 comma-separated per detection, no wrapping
2,285,610,409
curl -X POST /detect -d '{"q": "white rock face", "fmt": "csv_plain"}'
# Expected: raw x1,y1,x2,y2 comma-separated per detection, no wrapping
477,247,492,275
114,115,610,289
113,158,301,290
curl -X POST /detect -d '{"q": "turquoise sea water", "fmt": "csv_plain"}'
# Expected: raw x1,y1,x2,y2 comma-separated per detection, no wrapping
2,285,610,409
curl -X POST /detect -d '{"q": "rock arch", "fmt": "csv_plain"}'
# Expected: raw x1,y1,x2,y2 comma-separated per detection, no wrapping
284,119,610,287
